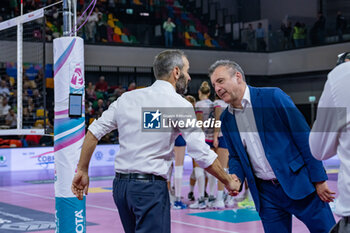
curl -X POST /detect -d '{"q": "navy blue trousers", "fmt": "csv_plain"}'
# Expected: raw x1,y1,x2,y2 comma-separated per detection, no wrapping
256,179,336,233
112,177,170,233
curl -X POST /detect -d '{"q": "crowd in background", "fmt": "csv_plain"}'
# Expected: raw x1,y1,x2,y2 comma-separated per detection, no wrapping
84,76,137,144
1,1,348,51
0,64,55,147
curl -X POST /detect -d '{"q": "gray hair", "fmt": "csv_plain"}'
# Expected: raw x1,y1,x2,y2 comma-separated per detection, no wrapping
208,60,246,82
153,50,186,80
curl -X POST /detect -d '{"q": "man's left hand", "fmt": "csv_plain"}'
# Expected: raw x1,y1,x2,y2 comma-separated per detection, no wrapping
314,181,335,202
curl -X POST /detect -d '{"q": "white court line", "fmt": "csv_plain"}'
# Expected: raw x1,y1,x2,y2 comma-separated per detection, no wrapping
0,188,238,232
0,188,54,200
171,220,239,233
0,188,117,211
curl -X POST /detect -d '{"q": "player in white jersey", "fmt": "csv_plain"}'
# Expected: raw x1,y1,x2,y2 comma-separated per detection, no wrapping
190,81,216,209
212,96,231,208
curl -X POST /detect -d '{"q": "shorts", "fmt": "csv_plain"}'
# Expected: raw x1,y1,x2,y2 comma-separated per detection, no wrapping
218,137,227,149
205,140,214,148
175,135,186,147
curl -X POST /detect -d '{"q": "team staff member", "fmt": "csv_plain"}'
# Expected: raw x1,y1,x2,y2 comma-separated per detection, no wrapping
71,50,240,233
209,60,335,233
309,53,350,233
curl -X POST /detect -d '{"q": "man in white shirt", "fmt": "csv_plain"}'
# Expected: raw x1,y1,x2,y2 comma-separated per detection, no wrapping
209,60,335,233
309,53,350,233
71,50,239,233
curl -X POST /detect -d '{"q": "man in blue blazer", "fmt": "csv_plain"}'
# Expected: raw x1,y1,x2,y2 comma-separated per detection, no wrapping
209,60,336,233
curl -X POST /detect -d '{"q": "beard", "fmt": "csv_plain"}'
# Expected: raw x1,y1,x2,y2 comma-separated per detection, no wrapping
175,72,188,95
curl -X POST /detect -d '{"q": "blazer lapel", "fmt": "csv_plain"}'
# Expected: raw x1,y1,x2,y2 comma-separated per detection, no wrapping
224,112,250,166
249,86,266,147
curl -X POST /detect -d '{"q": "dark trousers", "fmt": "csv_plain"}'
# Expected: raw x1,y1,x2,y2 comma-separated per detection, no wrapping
329,216,350,233
113,176,170,233
256,179,336,233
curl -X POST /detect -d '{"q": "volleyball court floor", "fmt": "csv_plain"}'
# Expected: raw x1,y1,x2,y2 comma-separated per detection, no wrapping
0,156,340,233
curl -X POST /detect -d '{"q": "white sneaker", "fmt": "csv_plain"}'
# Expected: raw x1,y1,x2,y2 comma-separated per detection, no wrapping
225,195,235,208
206,195,216,208
212,199,225,209
234,189,248,202
189,198,206,209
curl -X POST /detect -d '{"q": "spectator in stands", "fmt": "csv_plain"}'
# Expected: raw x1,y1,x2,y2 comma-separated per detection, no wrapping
26,97,35,115
0,97,11,118
8,90,16,106
95,76,108,92
163,17,176,47
23,82,33,97
0,80,10,97
96,13,108,42
281,21,292,49
25,134,41,147
35,69,44,85
23,107,34,129
127,82,136,91
77,11,86,40
32,89,42,108
108,0,115,8
9,0,17,17
86,7,100,42
213,23,222,40
5,108,17,129
301,23,307,46
86,82,96,102
336,11,347,42
93,98,107,118
312,12,326,45
45,24,53,41
255,22,266,51
293,22,304,48
246,24,255,51
40,136,53,147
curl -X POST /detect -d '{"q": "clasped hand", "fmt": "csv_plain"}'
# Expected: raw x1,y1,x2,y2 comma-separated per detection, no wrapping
225,174,241,196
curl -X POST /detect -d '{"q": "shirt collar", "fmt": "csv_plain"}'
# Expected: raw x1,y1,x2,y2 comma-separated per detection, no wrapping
228,85,250,114
151,80,176,94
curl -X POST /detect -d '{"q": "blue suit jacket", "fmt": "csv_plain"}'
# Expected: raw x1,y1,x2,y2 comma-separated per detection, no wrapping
221,86,328,212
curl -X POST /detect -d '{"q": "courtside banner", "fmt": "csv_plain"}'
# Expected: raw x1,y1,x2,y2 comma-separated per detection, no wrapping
53,37,86,233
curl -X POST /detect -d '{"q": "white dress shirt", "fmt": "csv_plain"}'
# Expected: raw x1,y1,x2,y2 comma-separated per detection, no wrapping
228,86,276,180
309,62,350,217
89,80,217,178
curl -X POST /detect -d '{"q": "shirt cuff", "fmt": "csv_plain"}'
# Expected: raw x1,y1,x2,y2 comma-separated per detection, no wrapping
88,121,104,141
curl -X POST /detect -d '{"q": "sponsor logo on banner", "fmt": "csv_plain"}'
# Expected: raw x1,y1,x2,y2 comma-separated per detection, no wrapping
0,150,10,171
143,110,161,129
70,63,84,94
107,149,116,162
94,151,103,161
0,155,7,165
8,145,118,171
30,151,55,169
109,149,115,156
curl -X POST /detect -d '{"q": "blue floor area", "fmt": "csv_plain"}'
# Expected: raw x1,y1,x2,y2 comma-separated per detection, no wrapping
0,202,97,232
189,208,261,223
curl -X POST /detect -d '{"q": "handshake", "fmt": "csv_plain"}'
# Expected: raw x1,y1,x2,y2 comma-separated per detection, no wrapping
205,159,241,196
225,174,241,196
